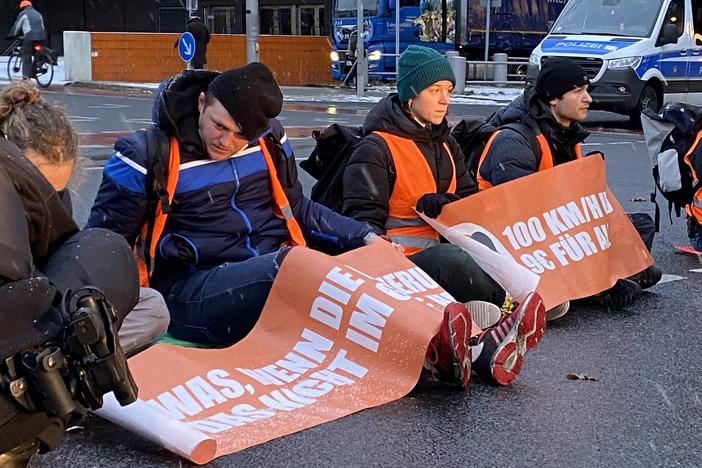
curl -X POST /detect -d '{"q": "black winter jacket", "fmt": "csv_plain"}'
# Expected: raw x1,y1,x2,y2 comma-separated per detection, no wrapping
9,6,46,41
0,138,73,447
0,137,77,361
480,85,590,186
0,138,77,284
342,94,474,234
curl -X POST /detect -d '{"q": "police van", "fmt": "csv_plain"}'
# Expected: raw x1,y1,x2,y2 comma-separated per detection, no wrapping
526,0,702,122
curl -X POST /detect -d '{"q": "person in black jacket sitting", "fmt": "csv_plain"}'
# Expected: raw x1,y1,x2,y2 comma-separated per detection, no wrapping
478,57,662,316
342,45,547,388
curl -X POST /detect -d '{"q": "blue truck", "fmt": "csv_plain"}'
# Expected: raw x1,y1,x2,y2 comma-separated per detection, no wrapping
330,0,569,81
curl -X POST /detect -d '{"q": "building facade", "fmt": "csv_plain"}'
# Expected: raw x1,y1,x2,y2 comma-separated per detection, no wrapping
1,0,331,54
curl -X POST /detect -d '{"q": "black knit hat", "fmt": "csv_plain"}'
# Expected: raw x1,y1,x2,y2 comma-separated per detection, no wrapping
208,63,283,140
535,57,590,101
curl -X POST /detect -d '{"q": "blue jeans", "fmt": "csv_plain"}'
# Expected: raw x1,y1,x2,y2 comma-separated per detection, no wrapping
691,232,702,251
165,250,284,346
688,216,702,251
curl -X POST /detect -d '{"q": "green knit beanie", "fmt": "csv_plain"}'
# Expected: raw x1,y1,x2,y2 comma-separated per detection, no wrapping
396,45,456,102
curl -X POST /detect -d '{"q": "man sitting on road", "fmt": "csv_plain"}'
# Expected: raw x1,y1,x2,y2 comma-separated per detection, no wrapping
87,63,475,390
476,57,662,317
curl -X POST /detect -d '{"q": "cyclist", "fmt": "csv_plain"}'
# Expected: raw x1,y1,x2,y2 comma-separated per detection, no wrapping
8,1,46,80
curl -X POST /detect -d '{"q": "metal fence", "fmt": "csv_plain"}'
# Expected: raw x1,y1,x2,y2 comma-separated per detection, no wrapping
360,53,530,85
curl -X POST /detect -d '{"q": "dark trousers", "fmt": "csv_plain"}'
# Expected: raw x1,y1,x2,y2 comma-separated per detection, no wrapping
0,228,138,456
42,228,139,322
20,40,36,78
165,249,287,346
408,244,506,306
628,212,655,252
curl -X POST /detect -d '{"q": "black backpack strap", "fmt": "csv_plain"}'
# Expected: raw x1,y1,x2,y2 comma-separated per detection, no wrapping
142,127,171,273
650,187,661,233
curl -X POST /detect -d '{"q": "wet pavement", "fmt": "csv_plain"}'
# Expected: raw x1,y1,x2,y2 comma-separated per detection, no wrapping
7,85,701,467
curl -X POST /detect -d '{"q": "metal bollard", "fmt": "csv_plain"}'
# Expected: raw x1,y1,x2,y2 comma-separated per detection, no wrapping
446,52,466,95
494,53,508,86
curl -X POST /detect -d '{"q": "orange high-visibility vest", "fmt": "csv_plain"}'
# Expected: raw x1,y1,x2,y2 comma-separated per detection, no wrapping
136,135,306,287
258,136,307,247
476,130,582,191
374,131,456,256
135,136,180,287
684,130,702,224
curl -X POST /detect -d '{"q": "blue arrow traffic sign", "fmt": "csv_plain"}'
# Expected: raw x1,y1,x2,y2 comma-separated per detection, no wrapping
178,31,196,63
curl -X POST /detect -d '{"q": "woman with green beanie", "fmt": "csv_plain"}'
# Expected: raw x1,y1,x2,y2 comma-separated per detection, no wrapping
341,45,546,389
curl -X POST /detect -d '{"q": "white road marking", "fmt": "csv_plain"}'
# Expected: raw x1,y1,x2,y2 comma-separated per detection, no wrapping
689,268,702,273
123,118,155,124
88,103,130,109
68,115,99,122
314,117,350,124
658,274,686,284
595,141,640,145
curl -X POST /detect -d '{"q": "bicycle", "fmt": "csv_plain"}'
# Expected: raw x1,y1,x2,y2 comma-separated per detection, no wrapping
4,38,55,88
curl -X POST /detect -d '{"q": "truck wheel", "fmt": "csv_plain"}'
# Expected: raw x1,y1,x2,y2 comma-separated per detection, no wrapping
629,84,660,124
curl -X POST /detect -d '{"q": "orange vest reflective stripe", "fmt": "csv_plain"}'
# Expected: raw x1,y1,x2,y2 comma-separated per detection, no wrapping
685,188,702,224
476,130,582,191
684,130,702,224
136,136,180,287
258,136,307,248
374,131,456,256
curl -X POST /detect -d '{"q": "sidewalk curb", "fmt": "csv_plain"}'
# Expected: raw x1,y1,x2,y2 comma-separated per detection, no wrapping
65,80,524,102
68,81,157,94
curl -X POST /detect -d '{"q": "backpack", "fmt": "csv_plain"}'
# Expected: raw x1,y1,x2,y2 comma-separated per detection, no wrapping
135,126,174,284
641,102,702,224
450,117,540,181
300,124,363,213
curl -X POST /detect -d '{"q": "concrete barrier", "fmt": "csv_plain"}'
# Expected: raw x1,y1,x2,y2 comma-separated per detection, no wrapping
493,53,508,85
63,31,91,82
446,51,466,94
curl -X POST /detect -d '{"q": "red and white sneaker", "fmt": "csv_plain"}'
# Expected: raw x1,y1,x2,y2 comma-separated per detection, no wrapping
424,302,472,389
469,291,546,386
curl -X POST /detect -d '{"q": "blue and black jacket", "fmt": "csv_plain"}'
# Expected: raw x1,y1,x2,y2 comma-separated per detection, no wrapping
88,70,372,292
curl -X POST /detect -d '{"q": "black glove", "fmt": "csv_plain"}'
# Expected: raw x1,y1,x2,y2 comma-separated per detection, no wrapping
415,193,460,219
584,150,605,160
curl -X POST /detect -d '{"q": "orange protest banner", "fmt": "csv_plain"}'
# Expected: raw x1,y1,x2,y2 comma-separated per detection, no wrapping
114,242,456,463
433,156,653,310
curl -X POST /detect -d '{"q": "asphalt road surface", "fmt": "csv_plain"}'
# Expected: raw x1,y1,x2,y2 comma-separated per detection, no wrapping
17,86,702,467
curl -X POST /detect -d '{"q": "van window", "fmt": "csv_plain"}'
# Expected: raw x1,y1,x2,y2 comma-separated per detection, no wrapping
693,2,702,45
662,0,685,38
551,0,665,38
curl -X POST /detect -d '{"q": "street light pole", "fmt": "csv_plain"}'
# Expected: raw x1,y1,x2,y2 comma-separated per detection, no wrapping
483,0,490,80
356,0,365,97
246,0,260,62
395,0,400,76
186,0,198,70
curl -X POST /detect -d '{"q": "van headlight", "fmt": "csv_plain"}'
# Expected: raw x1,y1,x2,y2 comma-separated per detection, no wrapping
368,50,382,61
529,53,540,66
608,56,641,70
330,51,340,62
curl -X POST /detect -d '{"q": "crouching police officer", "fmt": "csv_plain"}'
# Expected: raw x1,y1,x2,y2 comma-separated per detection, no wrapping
0,84,140,466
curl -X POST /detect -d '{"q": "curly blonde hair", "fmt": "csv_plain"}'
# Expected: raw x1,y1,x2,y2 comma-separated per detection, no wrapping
0,82,78,165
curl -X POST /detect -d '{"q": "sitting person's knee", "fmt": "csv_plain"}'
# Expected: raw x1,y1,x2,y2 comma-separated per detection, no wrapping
118,288,170,356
